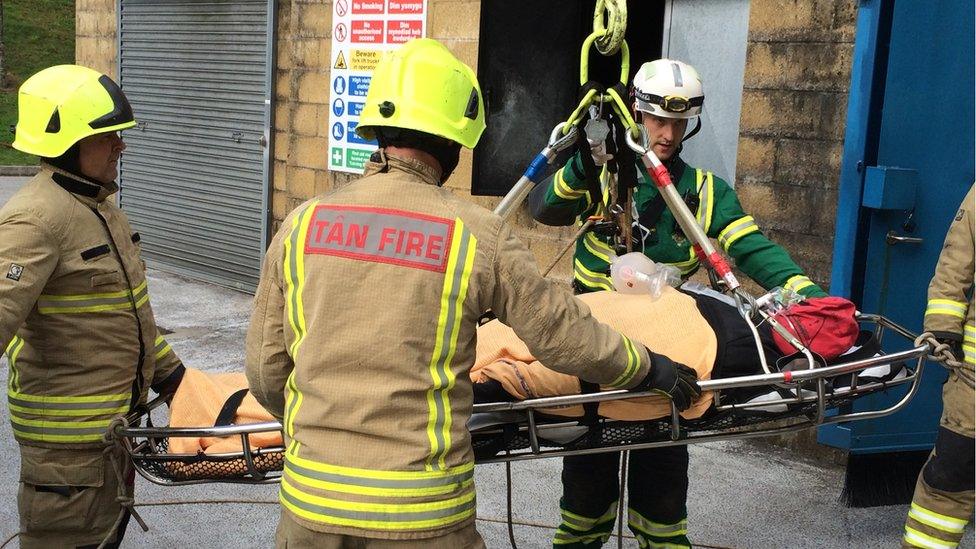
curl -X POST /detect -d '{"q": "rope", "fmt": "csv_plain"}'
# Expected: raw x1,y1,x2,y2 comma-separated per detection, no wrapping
592,0,628,55
563,89,600,133
505,461,519,549
98,417,149,549
542,218,596,277
0,532,19,549
135,499,278,507
914,332,976,388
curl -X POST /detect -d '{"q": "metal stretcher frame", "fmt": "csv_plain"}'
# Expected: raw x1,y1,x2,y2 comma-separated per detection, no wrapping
113,314,929,485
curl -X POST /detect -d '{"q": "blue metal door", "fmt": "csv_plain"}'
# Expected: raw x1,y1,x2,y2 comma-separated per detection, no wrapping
820,0,975,452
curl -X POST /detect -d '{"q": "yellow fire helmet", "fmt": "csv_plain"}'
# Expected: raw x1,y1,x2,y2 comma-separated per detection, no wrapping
13,65,136,158
356,38,485,149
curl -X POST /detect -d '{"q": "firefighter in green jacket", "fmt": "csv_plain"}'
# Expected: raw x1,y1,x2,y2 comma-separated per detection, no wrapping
528,59,827,548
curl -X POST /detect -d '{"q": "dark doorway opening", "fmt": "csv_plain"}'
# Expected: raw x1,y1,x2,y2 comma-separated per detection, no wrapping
472,1,665,196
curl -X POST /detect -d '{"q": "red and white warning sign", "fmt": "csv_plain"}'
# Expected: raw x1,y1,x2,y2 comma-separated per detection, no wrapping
328,0,428,174
386,20,423,44
352,20,385,43
388,0,424,14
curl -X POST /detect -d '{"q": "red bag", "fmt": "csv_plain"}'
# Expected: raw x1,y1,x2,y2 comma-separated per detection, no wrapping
771,297,859,360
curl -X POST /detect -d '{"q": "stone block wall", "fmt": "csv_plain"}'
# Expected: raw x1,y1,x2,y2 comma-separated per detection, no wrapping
735,0,857,289
76,0,117,78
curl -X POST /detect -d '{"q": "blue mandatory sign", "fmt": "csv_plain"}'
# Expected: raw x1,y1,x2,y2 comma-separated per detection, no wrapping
332,122,345,140
349,76,371,97
333,76,346,95
348,101,365,117
332,98,345,117
346,121,376,145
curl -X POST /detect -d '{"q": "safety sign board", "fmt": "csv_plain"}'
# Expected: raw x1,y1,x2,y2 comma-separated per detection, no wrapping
328,0,428,173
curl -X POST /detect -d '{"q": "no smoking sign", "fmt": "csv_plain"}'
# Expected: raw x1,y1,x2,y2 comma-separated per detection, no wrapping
335,0,348,17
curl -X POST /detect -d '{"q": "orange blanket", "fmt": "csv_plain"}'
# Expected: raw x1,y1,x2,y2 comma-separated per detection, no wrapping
168,367,282,455
472,289,717,421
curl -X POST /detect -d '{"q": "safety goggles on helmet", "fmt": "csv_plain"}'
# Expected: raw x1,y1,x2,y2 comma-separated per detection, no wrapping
13,65,136,158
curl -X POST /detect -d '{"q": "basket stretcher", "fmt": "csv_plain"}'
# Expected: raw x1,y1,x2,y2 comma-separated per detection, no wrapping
113,314,929,486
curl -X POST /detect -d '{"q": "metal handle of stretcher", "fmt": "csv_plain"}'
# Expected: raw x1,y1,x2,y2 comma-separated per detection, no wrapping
114,314,930,481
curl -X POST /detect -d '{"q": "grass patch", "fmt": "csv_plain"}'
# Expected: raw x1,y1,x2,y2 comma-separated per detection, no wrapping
1,0,75,165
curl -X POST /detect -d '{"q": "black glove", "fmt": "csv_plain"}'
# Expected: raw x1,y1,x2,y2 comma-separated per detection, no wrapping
151,363,186,403
630,349,702,411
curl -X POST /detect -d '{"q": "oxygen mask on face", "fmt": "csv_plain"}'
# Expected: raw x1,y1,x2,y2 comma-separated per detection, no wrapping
610,252,681,299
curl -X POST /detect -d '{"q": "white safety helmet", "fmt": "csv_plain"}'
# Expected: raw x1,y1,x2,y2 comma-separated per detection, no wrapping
632,59,704,119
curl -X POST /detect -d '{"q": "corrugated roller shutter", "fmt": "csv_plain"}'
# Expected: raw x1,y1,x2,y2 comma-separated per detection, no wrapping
118,0,273,292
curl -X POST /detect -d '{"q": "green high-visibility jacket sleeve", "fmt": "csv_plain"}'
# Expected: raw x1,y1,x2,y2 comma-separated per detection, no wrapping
529,152,591,226
708,177,827,298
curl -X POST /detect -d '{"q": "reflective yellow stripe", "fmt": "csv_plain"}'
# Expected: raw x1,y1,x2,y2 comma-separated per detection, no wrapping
641,542,691,549
583,232,614,263
285,450,474,497
964,325,975,345
574,259,614,291
12,429,107,443
553,169,586,200
909,503,968,533
5,336,24,393
39,283,141,301
38,281,148,314
904,526,957,549
693,170,714,234
425,220,477,471
280,205,316,447
8,389,129,422
284,203,317,358
559,503,618,531
283,370,303,439
702,172,714,234
925,299,968,320
154,335,173,361
717,215,759,251
607,336,642,388
963,344,975,366
10,414,113,443
279,477,476,531
554,531,613,545
785,275,816,294
628,508,688,537
8,391,130,403
8,403,128,417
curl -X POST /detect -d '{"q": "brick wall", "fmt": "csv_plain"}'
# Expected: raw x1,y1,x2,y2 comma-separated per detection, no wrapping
735,0,857,289
75,0,117,78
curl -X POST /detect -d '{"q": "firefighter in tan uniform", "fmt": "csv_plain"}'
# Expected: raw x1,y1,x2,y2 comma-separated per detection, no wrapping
1,65,185,548
246,38,701,548
903,184,975,549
